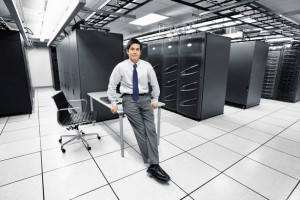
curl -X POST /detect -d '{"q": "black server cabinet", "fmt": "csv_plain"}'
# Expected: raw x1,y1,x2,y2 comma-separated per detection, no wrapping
178,33,231,120
56,29,123,121
162,38,179,111
276,46,300,102
147,40,163,101
226,41,269,108
0,30,33,116
261,47,283,99
50,47,60,91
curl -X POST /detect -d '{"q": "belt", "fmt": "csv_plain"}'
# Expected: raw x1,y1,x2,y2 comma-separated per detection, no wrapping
122,93,148,97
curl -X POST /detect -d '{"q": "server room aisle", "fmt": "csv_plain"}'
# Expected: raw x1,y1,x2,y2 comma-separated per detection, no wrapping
0,87,300,200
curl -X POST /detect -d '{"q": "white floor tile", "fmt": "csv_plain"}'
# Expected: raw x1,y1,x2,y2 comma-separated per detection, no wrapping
191,174,267,200
230,126,274,144
246,121,285,135
219,115,254,125
0,175,43,200
269,112,300,122
3,119,39,132
72,185,118,200
257,116,294,128
0,117,8,124
43,160,107,200
158,139,184,161
0,153,41,186
186,124,226,140
42,143,92,172
213,134,261,156
161,153,219,193
104,118,132,133
0,127,40,145
279,129,300,142
204,119,242,132
111,170,187,200
225,158,298,200
265,137,300,158
89,134,129,157
163,130,207,151
188,142,243,171
0,138,40,160
95,147,146,182
288,183,300,200
248,146,300,179
162,115,202,129
289,122,300,131
159,122,182,136
0,124,5,134
7,114,30,123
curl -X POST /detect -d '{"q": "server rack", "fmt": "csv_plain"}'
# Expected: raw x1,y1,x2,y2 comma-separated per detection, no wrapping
162,38,179,111
261,47,282,99
56,29,123,121
276,46,300,102
50,47,60,91
178,33,231,120
147,40,163,101
0,30,33,116
226,41,269,108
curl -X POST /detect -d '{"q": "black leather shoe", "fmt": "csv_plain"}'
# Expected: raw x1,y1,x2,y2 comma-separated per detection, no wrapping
147,165,170,182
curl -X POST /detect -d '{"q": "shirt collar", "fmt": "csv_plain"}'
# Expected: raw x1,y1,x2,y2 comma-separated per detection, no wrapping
127,59,140,67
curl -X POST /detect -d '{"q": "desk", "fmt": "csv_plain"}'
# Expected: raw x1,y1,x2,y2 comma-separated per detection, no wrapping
87,91,165,157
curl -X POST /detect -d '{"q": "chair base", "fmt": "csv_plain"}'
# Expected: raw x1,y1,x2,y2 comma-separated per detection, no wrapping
59,127,101,153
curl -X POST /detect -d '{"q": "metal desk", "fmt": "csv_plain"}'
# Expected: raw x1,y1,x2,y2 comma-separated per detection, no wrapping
87,91,165,157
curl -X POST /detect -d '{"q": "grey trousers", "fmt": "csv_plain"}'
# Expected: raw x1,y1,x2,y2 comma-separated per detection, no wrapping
122,95,159,164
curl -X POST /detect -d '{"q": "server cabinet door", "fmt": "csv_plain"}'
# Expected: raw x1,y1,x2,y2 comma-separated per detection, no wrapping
178,35,205,119
177,56,201,118
162,56,178,111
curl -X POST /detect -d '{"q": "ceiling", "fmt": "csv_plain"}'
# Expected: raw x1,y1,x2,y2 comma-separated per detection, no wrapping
1,0,300,46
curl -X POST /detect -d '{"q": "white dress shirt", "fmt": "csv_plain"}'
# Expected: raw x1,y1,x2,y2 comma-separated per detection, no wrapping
107,59,160,106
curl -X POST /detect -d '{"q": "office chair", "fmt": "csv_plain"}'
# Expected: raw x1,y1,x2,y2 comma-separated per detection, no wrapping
52,91,101,153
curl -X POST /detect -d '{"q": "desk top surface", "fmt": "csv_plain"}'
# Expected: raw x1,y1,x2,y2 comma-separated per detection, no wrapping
87,91,165,114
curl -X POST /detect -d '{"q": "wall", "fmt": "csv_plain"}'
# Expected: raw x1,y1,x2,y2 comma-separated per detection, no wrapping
25,47,53,87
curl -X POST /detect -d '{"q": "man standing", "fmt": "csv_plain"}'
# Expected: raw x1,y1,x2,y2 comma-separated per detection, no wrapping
107,38,170,182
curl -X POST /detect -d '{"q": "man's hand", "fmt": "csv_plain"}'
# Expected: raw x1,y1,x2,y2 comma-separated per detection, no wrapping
111,105,118,114
151,102,158,109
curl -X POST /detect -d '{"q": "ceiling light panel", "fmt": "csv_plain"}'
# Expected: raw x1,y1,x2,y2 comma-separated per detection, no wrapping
129,13,168,26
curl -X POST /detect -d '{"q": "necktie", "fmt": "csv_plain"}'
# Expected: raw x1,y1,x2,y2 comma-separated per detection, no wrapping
132,64,139,101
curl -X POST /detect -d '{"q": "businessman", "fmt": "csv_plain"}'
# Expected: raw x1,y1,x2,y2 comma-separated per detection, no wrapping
107,38,170,182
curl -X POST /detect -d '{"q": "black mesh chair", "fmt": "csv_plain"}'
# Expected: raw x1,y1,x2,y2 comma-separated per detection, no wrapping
52,91,101,153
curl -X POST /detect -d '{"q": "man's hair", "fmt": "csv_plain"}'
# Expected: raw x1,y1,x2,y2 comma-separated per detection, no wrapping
126,38,142,51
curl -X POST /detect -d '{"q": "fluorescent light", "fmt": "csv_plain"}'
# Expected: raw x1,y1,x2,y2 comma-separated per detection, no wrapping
223,31,244,39
130,13,168,26
40,0,60,42
266,37,293,42
47,0,86,46
85,0,111,21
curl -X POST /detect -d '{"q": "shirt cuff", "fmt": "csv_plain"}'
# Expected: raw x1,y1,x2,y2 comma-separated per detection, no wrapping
151,98,158,104
111,101,117,107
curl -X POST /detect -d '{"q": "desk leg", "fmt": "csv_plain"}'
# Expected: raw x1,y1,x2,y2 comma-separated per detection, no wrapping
90,97,94,126
119,113,124,157
157,107,161,145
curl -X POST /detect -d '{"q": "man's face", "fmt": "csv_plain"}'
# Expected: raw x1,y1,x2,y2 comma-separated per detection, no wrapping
127,43,141,63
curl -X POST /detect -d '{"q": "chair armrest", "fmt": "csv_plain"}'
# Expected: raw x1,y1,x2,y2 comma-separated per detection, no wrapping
67,99,88,112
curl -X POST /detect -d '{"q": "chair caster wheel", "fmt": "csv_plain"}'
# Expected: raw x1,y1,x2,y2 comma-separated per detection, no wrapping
87,146,91,151
61,148,66,153
59,139,62,143
97,136,101,140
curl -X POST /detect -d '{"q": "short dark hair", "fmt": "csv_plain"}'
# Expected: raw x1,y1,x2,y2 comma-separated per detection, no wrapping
126,38,142,51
